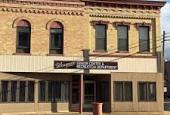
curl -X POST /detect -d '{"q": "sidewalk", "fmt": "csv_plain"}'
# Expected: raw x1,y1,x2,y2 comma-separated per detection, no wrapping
1,112,170,115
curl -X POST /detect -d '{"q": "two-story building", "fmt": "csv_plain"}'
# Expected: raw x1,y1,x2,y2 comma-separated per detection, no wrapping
0,0,165,113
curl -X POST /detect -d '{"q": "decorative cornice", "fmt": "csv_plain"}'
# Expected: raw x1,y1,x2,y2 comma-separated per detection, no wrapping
0,0,165,10
0,0,161,17
86,6,160,19
0,0,85,8
0,6,84,16
82,0,165,10
89,13,156,19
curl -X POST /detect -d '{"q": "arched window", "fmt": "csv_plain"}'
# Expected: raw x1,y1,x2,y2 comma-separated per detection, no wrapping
16,19,31,53
49,21,63,54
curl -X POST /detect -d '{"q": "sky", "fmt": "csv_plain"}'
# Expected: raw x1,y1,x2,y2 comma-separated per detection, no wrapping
161,0,170,60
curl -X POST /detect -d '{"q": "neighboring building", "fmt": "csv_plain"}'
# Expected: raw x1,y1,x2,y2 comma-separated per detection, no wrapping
165,61,170,98
0,0,165,113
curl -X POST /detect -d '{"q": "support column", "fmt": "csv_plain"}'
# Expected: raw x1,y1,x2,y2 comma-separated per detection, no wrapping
79,73,84,113
34,80,39,112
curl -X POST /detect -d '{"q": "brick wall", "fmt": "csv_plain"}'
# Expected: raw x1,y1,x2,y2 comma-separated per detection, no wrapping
0,2,162,57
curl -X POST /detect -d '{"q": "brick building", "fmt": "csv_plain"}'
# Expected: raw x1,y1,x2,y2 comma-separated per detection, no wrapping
0,0,165,113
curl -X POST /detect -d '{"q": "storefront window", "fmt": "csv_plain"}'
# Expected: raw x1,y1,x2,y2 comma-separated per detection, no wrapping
114,81,132,101
39,81,69,102
0,81,34,103
39,81,46,102
28,81,34,102
138,82,156,101
11,81,17,102
1,81,8,102
19,81,26,102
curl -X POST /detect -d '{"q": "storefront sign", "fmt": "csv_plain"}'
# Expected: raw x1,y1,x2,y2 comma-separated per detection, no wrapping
54,61,118,70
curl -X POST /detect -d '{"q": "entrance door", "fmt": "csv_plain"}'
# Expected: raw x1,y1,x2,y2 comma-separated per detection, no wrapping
84,81,96,111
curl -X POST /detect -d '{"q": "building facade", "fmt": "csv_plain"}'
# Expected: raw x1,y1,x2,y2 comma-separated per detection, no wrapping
0,0,165,113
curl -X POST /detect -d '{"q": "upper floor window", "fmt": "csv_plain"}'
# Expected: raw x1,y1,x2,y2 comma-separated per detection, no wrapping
49,21,63,54
95,24,107,51
16,20,31,53
139,26,150,52
117,25,129,52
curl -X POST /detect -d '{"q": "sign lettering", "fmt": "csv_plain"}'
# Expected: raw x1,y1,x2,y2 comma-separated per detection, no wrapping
54,61,118,70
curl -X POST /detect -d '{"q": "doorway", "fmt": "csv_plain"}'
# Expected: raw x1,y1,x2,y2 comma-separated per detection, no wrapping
84,81,96,111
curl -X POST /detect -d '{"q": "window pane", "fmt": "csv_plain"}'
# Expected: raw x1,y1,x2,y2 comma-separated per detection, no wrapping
124,82,132,101
61,81,69,102
17,27,30,32
51,81,58,102
18,32,30,47
114,82,123,101
50,28,63,54
96,38,106,51
17,27,31,53
118,26,128,39
95,24,107,51
28,81,34,102
19,81,26,102
51,28,62,33
118,39,128,51
39,81,46,102
2,81,8,102
11,81,17,102
117,26,128,51
139,82,147,101
56,82,61,102
39,81,69,103
48,81,52,102
148,83,156,101
51,34,62,49
139,26,149,52
95,25,106,38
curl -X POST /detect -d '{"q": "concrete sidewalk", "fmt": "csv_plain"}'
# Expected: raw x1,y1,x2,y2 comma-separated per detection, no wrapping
1,112,170,115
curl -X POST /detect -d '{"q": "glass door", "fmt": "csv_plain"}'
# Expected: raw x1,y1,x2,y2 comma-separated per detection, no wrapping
84,81,96,111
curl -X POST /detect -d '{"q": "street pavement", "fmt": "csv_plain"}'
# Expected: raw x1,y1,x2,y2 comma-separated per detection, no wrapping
1,102,170,115
1,112,170,115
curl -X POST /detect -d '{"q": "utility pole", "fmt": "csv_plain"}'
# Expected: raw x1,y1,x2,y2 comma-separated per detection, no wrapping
163,31,166,59
162,31,170,72
162,31,170,97
162,31,170,60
